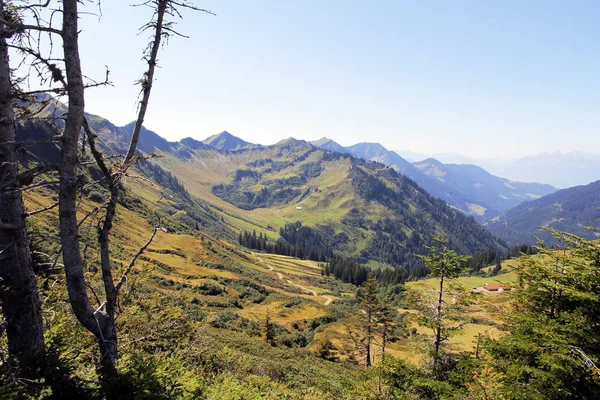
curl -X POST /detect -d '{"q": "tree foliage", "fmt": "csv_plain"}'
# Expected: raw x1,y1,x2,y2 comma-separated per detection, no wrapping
487,228,600,399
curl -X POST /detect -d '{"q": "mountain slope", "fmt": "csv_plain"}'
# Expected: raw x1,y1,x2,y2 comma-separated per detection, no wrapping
486,180,600,245
312,139,556,220
311,137,348,154
345,142,416,173
135,134,507,274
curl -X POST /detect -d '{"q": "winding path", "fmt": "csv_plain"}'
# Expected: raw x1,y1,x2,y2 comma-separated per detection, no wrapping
256,256,333,306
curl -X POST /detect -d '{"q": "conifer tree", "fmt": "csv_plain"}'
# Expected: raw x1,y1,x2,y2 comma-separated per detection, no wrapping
487,228,600,398
377,298,396,363
360,274,380,367
264,310,276,347
415,235,469,371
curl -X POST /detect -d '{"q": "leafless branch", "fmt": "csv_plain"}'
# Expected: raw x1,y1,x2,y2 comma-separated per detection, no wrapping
24,201,58,217
114,225,163,294
17,163,59,186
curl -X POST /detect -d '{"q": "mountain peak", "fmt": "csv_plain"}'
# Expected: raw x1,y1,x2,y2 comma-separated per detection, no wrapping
416,157,445,167
311,137,348,154
202,131,258,151
274,137,309,147
311,137,333,146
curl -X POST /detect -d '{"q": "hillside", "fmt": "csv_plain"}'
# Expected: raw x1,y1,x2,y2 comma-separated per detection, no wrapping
486,180,600,245
136,133,508,274
12,108,510,398
311,138,556,220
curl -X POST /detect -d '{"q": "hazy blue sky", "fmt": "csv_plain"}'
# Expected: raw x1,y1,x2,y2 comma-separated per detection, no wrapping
68,1,600,158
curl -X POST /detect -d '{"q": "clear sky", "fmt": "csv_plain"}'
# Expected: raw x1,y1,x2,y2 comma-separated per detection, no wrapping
69,0,600,158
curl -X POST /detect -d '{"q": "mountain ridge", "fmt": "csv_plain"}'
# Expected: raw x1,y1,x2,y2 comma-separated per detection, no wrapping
309,138,556,220
486,180,600,245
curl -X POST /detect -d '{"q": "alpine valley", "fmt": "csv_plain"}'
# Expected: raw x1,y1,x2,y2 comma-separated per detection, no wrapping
6,100,600,399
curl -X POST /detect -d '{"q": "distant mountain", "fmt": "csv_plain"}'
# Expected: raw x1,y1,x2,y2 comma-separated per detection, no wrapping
486,180,600,245
313,139,556,220
395,150,600,189
202,131,259,151
413,158,555,219
164,137,508,270
483,152,600,189
20,99,512,277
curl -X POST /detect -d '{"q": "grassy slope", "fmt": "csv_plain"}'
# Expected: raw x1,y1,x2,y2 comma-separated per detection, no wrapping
20,181,525,398
23,185,373,397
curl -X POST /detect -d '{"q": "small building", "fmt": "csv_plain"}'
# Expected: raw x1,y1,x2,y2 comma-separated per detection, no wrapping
483,283,504,292
295,206,303,210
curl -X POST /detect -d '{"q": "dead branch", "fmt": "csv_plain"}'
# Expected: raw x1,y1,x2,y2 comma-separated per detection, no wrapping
17,163,59,186
86,281,102,308
24,201,58,217
114,225,162,294
14,178,59,192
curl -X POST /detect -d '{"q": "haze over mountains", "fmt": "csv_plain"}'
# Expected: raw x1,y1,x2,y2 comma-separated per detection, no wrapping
397,150,600,189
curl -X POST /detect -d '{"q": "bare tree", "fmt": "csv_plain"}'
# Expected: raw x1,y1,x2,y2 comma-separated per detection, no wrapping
0,0,44,367
58,0,211,371
414,235,469,372
1,0,210,373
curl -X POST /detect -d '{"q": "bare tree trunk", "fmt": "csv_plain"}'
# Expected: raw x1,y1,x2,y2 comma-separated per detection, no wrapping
366,312,372,367
123,0,167,164
381,330,386,363
98,0,168,320
433,270,444,369
59,0,117,369
0,1,44,365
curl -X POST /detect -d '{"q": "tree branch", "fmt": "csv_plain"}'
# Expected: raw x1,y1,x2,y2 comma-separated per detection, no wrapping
25,201,58,217
114,225,162,295
17,163,59,186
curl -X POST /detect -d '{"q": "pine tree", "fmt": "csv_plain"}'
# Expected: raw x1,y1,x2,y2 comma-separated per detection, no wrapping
416,235,469,371
377,298,396,363
360,275,380,367
264,310,276,347
487,228,600,398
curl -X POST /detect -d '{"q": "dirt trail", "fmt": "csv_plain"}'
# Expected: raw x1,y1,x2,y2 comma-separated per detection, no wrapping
256,256,333,306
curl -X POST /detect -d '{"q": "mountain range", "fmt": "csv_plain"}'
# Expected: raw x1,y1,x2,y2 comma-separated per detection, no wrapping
308,138,556,221
20,107,510,276
485,180,600,245
24,101,599,254
396,150,600,189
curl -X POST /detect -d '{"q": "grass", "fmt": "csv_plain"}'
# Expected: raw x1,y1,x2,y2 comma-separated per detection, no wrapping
406,271,517,290
238,300,326,327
